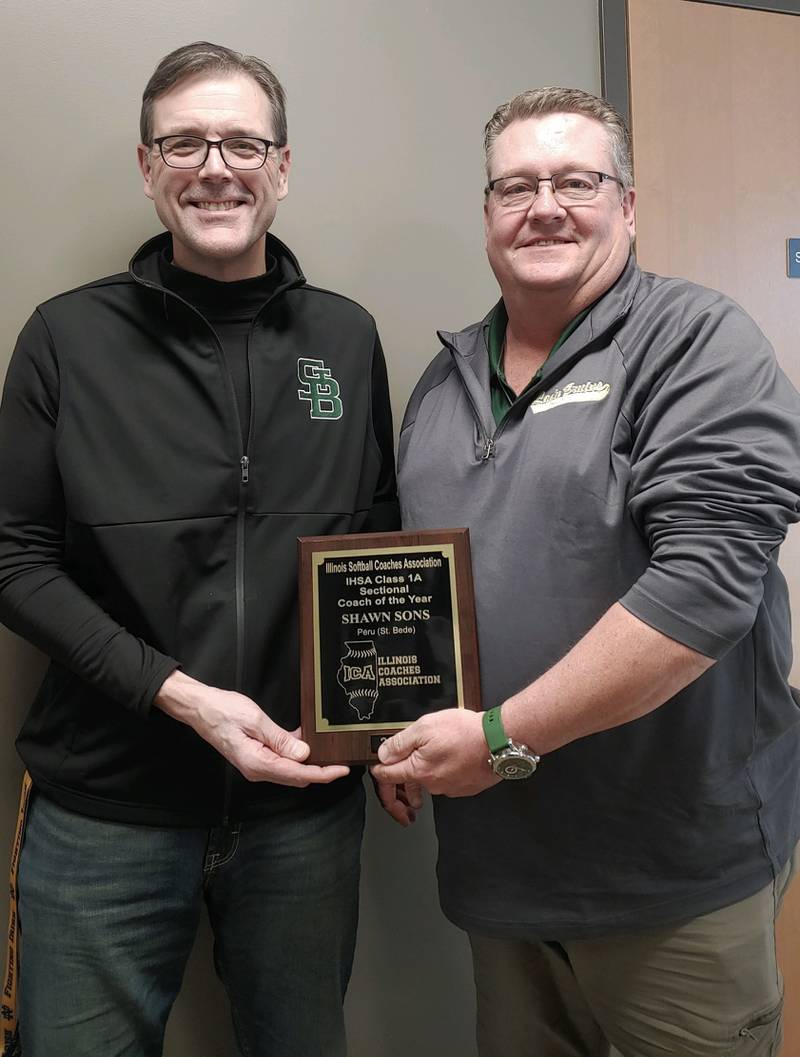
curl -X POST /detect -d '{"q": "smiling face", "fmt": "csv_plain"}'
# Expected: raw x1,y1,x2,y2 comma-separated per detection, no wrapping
484,113,635,311
137,71,290,281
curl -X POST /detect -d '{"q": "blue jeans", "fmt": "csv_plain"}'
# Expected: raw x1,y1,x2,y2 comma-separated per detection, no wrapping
17,782,365,1057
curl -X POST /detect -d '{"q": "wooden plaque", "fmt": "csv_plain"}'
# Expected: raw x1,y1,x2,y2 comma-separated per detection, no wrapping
298,529,481,764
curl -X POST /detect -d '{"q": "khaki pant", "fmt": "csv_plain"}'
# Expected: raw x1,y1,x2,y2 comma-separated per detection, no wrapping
470,854,795,1057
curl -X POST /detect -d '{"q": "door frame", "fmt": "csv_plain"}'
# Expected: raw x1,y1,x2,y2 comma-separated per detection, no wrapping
599,0,800,124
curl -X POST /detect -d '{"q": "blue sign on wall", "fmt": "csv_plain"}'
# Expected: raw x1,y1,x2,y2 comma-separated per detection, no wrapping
788,239,800,278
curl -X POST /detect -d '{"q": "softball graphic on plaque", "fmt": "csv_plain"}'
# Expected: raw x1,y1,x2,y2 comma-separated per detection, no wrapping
337,640,379,721
298,529,481,763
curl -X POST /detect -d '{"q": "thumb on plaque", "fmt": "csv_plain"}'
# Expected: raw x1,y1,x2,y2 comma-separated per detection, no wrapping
377,724,417,764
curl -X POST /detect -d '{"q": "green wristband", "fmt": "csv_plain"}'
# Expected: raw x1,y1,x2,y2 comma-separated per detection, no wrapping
482,706,510,753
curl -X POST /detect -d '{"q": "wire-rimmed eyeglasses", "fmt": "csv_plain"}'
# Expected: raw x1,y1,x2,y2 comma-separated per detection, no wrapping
485,171,625,210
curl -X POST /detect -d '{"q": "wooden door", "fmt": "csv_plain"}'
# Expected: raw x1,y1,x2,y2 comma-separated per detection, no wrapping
625,0,800,1048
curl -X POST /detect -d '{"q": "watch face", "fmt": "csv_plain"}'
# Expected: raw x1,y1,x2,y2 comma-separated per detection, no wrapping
494,753,536,780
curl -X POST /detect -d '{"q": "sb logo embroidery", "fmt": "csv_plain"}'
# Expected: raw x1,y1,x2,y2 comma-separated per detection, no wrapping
297,358,343,420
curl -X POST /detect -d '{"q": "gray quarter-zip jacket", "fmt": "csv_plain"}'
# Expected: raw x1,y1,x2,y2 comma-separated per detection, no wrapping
398,256,800,938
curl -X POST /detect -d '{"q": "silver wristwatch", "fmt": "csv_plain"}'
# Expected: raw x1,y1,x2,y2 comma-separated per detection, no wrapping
482,707,539,780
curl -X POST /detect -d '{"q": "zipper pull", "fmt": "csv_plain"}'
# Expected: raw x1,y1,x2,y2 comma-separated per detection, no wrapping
240,455,250,483
481,437,495,461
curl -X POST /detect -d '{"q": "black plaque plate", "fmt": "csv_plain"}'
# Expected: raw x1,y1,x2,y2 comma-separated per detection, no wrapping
298,529,481,763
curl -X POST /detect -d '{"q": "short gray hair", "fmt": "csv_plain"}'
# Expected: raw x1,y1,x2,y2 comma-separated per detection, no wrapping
484,87,633,189
140,41,287,148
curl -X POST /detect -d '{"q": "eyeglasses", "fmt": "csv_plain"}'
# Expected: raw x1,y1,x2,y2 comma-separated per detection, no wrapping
485,171,625,211
152,136,279,170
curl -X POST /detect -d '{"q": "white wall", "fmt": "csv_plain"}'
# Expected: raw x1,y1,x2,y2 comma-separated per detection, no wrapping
0,2,600,1054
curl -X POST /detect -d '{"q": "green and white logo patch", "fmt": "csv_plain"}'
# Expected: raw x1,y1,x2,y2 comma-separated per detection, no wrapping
297,358,343,420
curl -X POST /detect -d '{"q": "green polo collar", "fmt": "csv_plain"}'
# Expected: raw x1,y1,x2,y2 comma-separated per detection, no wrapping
486,300,589,426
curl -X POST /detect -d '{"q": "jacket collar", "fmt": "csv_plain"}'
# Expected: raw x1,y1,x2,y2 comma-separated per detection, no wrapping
437,254,643,428
127,230,306,297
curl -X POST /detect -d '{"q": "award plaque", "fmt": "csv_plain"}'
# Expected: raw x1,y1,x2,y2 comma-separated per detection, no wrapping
298,529,481,764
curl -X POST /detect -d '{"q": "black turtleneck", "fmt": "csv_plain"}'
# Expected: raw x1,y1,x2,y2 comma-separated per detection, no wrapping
157,251,279,448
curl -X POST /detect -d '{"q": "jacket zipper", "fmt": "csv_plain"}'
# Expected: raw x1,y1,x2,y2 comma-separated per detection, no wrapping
224,310,273,824
226,450,249,826
440,339,503,462
441,335,537,461
440,304,631,463
226,321,260,825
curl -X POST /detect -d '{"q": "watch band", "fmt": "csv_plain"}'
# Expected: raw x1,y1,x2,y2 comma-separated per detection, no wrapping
482,706,510,753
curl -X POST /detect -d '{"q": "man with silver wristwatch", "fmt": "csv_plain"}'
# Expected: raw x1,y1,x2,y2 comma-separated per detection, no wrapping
372,87,800,1057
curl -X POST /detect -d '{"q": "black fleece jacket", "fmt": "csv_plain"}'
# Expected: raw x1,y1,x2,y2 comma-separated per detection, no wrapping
0,232,398,825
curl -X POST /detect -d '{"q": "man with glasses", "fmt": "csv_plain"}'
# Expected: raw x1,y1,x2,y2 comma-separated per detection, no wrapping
0,41,398,1057
373,88,800,1056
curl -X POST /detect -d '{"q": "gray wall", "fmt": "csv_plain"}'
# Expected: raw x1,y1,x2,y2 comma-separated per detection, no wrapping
0,3,600,1054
